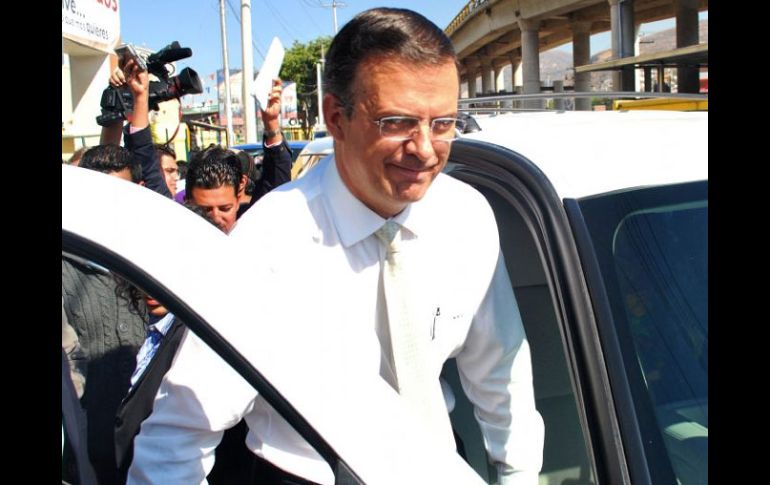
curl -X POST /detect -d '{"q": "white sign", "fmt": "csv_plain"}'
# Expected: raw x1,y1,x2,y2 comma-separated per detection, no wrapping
251,37,285,109
62,0,121,53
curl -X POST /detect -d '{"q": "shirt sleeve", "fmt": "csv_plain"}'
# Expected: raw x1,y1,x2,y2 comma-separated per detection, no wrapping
454,251,545,483
123,124,172,198
127,330,259,484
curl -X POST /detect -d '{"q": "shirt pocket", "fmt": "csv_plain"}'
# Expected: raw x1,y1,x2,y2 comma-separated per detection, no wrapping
427,301,472,361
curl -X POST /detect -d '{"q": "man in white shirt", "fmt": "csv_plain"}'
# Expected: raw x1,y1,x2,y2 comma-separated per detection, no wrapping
129,7,544,485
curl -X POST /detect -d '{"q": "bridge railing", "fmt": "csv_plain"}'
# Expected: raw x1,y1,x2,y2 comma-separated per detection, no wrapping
458,91,708,113
445,0,497,36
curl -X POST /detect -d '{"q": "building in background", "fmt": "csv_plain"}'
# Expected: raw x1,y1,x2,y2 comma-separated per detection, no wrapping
63,4,193,161
62,0,121,160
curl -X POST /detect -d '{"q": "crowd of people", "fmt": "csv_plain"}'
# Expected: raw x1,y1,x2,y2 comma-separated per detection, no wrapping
62,8,544,485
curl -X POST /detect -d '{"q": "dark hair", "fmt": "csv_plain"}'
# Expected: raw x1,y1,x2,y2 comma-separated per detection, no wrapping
185,144,242,200
154,143,176,160
113,274,148,324
80,144,142,183
177,160,188,180
324,7,458,116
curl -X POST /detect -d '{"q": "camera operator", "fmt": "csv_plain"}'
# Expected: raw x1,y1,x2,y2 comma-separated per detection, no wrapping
100,57,173,198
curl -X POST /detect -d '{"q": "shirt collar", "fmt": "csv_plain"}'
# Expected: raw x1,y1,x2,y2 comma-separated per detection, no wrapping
321,155,442,247
148,312,176,335
322,156,386,248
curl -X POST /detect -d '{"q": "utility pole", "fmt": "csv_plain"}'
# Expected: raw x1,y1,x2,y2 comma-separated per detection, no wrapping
315,45,325,135
321,0,346,33
241,0,257,143
219,0,234,146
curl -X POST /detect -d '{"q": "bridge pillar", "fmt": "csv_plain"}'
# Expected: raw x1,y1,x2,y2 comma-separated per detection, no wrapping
553,80,565,110
608,0,636,92
571,20,592,111
644,67,653,91
480,57,494,95
508,51,522,89
675,0,700,93
494,65,506,93
519,18,543,109
507,52,521,109
467,72,477,98
464,60,479,98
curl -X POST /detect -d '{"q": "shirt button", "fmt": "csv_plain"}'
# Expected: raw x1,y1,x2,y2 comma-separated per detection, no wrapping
118,322,128,332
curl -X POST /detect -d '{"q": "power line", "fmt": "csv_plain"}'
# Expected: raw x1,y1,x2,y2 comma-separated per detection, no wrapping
299,0,323,8
262,0,296,40
297,0,325,32
224,0,266,62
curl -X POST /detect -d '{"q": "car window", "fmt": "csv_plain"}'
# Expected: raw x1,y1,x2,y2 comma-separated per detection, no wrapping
577,181,708,485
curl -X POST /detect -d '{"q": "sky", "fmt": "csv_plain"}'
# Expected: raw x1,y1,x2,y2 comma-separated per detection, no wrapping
120,1,470,78
120,1,708,78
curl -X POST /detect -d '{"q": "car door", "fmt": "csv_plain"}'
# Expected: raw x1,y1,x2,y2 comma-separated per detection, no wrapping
61,165,485,485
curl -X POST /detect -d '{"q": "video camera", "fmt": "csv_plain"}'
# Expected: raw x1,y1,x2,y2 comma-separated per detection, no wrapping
96,41,203,127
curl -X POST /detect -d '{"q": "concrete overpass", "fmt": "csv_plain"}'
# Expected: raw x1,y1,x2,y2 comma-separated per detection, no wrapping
445,0,708,108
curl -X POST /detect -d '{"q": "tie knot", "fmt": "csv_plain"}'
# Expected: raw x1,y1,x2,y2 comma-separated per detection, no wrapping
375,220,401,250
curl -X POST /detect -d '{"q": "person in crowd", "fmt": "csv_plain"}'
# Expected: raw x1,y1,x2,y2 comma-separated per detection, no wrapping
62,143,148,485
100,57,172,198
174,79,291,212
175,159,189,201
184,78,291,231
155,143,180,197
130,8,543,485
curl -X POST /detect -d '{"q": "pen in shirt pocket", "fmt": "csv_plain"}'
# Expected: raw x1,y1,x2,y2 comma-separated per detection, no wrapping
431,307,440,340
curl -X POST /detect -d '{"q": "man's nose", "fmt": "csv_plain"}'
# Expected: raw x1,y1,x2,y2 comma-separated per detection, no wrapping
406,124,436,160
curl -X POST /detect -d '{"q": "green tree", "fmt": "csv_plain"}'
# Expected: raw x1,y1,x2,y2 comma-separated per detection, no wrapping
280,36,333,136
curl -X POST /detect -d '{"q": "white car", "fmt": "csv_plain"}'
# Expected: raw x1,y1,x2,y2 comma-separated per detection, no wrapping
291,136,335,180
62,109,707,485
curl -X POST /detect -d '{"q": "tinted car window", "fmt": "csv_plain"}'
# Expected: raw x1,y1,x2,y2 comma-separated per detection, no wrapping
577,181,708,485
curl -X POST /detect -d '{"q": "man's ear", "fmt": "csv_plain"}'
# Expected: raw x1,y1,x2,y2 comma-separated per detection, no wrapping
238,174,248,197
323,93,346,141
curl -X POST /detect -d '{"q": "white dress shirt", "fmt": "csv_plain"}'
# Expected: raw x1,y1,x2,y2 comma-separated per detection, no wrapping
128,155,544,485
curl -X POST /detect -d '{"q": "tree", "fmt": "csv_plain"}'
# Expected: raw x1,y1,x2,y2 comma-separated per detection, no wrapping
280,36,333,136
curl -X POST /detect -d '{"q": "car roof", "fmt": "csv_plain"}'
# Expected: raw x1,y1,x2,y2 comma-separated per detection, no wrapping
463,110,708,199
297,136,334,156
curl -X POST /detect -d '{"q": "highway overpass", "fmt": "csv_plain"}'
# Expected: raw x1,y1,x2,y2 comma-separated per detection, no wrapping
445,0,708,108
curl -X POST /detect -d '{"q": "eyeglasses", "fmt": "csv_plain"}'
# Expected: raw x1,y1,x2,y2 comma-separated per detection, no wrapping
371,116,467,143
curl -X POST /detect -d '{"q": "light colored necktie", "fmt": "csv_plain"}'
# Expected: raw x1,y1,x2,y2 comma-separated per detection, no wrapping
375,220,455,449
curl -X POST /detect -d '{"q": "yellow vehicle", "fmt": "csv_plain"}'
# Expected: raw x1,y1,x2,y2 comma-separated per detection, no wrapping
613,97,708,111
